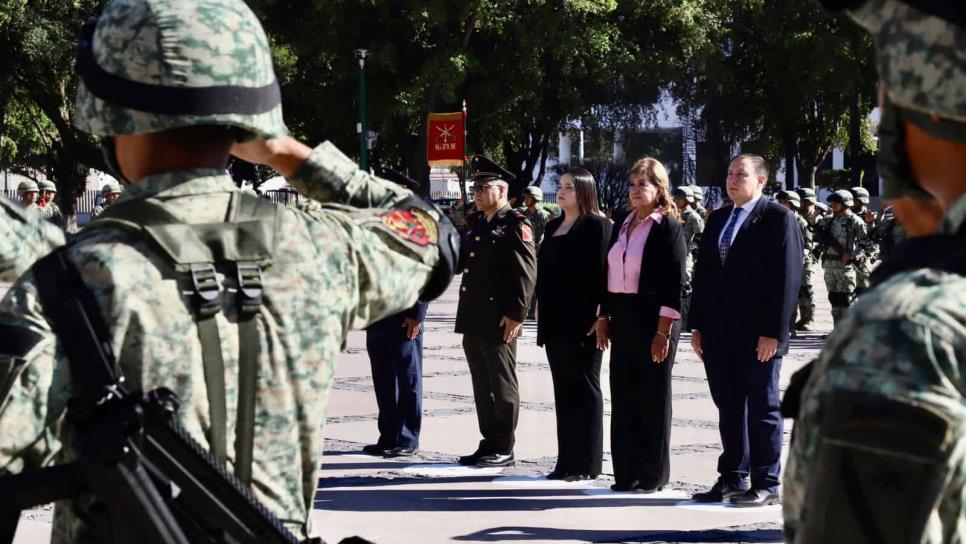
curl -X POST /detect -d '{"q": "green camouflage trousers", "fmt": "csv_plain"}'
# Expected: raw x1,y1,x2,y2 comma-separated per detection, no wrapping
823,259,856,325
796,259,815,327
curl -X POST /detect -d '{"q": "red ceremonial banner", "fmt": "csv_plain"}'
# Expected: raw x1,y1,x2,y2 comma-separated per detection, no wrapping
426,112,465,167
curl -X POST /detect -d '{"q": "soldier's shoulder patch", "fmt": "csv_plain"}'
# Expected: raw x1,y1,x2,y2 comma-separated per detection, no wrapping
521,223,533,242
381,208,439,246
511,210,527,221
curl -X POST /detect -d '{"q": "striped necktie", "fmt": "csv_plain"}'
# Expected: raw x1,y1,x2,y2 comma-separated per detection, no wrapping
719,208,743,263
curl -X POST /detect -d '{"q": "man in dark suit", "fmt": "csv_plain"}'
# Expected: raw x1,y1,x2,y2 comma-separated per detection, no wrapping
689,154,803,507
455,164,537,468
363,301,428,458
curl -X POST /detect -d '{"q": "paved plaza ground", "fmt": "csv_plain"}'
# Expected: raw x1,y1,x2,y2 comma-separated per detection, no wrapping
10,264,831,543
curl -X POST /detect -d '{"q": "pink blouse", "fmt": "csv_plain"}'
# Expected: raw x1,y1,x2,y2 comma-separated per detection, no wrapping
606,209,682,320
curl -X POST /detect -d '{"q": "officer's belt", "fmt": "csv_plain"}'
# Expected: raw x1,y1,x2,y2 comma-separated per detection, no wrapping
87,192,279,485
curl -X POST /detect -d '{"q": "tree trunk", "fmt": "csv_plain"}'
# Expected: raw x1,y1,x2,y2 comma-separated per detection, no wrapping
783,128,797,189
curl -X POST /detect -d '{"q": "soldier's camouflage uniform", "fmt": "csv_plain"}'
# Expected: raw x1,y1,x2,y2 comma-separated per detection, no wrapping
519,205,551,248
0,197,66,282
0,144,439,541
818,211,867,324
852,205,879,293
784,2,966,542
679,205,704,326
792,210,814,328
0,0,444,541
875,211,906,260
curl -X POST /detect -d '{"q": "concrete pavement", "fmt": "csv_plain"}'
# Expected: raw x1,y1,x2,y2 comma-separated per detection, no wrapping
8,263,830,543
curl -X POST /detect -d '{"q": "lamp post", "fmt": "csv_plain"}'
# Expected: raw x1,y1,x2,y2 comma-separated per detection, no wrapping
354,49,369,171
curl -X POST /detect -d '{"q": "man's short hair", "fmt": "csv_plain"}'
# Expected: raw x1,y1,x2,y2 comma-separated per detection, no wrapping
731,154,769,180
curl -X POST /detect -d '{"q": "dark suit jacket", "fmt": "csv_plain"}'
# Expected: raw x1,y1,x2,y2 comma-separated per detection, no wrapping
690,197,804,354
535,214,612,346
601,212,687,335
455,204,537,338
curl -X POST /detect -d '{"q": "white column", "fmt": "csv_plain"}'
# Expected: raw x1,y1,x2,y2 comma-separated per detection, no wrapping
578,130,585,162
558,131,572,166
613,129,624,164
832,148,845,170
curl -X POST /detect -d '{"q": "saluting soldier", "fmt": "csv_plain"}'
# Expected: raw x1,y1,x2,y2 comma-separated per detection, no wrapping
455,163,536,468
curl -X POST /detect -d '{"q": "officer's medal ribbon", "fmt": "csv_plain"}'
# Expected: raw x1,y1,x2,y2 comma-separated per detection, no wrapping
380,208,438,246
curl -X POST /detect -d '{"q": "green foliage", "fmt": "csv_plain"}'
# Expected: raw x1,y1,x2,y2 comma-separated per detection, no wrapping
818,168,852,190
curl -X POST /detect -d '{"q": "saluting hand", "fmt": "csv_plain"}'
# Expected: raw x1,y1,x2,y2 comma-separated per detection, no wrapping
499,316,522,343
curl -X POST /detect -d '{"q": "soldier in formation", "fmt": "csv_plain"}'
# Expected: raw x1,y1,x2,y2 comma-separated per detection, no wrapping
815,190,868,326
776,190,815,331
783,1,966,541
37,179,64,226
691,185,708,221
16,180,41,211
518,186,551,248
671,186,704,328
795,188,824,227
91,181,122,218
0,0,456,541
848,186,880,293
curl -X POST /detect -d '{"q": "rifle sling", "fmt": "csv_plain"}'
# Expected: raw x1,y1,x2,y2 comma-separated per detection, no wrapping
197,317,228,464
235,317,258,485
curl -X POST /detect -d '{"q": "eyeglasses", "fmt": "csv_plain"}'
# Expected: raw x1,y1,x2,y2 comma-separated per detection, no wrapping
471,184,500,193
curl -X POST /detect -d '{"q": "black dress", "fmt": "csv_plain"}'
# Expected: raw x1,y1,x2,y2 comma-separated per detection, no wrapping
536,214,612,476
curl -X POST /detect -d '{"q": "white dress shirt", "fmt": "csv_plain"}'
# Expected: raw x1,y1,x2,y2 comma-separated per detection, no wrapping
718,192,762,248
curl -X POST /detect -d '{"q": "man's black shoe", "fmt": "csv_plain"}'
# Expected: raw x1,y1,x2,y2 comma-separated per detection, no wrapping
632,485,663,494
383,446,418,458
691,481,747,502
546,470,567,480
457,451,485,466
564,474,595,482
361,444,392,455
729,488,780,507
476,452,515,467
610,481,638,492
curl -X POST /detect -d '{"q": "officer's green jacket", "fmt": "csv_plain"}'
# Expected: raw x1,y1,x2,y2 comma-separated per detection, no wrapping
0,142,439,541
783,193,966,542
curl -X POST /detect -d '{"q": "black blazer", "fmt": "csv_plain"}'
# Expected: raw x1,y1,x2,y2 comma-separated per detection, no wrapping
535,214,612,346
601,212,687,333
690,197,804,354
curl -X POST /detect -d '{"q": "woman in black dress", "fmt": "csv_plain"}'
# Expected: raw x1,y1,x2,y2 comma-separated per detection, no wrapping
536,167,612,481
596,157,686,493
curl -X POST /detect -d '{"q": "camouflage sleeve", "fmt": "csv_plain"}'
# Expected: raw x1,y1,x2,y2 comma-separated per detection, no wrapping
0,273,66,475
0,197,67,283
287,141,411,209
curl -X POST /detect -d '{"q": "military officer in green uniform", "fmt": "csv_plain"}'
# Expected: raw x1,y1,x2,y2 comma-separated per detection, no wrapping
777,190,815,331
672,186,704,328
816,190,868,326
91,181,122,218
456,170,536,468
0,0,456,541
784,2,966,542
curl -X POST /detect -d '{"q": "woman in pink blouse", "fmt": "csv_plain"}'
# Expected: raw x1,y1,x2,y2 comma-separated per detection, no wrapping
595,157,687,493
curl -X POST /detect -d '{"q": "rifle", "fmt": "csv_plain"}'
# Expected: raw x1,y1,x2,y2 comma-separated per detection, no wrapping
0,248,321,544
812,220,854,263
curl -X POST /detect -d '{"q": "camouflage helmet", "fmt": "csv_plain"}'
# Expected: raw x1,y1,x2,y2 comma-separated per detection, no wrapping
17,180,39,195
101,181,122,196
849,186,871,204
777,190,801,208
827,189,855,207
37,179,57,193
522,186,544,202
74,0,286,139
849,1,965,126
796,187,817,203
671,186,695,203
690,185,704,200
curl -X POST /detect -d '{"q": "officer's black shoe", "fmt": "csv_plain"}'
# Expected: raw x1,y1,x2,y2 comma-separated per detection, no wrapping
610,481,638,492
691,481,747,502
457,451,485,466
729,488,780,507
384,446,418,458
546,469,567,480
564,474,596,482
476,452,515,467
632,485,663,494
361,444,392,455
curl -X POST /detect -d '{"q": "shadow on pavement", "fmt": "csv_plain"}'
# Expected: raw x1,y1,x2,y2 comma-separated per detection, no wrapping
319,475,506,488
314,487,683,512
451,526,783,542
